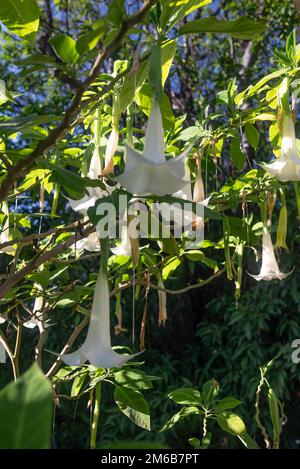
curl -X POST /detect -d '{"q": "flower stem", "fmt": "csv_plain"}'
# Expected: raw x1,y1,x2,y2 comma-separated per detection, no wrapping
90,382,101,449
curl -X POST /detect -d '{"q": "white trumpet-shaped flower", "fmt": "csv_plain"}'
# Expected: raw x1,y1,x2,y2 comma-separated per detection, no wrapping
111,223,132,257
62,263,139,368
103,128,119,175
116,99,190,196
74,232,101,254
262,115,300,181
249,228,292,281
24,295,43,329
154,160,210,237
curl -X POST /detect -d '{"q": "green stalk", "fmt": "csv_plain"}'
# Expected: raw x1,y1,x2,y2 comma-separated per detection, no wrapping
90,382,101,449
94,107,103,169
51,184,60,218
126,104,134,146
294,182,300,219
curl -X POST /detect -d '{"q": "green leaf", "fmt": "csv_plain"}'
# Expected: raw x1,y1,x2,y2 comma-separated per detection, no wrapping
15,53,56,66
114,385,151,431
42,161,105,199
238,432,259,449
0,114,59,136
0,0,40,42
162,256,181,279
50,34,79,64
215,397,241,411
118,60,148,114
160,0,211,30
245,123,259,149
149,44,163,101
135,84,175,131
168,387,201,405
230,137,246,170
268,387,281,444
185,250,218,270
71,372,88,397
217,412,246,436
108,0,125,27
177,125,206,141
286,29,296,61
76,22,106,55
235,69,286,106
161,39,177,85
160,406,201,432
114,369,155,390
179,16,265,40
0,364,52,448
202,379,220,402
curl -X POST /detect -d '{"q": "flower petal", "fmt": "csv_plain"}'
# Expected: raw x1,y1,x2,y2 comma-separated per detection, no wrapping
143,98,165,164
62,264,140,368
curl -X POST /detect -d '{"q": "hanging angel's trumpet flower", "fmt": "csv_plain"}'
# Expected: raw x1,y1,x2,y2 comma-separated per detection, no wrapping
102,128,119,176
116,98,190,196
192,156,210,231
62,259,140,368
74,232,101,254
0,202,16,256
111,223,132,257
111,200,146,258
156,156,210,238
24,282,50,330
249,228,292,281
24,294,43,330
262,115,300,181
275,190,289,252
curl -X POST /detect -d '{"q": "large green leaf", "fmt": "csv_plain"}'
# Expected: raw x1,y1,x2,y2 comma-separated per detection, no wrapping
215,397,241,411
114,369,155,390
0,114,59,136
0,364,52,448
114,385,151,430
0,0,40,42
161,406,201,431
160,0,211,30
179,16,265,40
50,34,79,64
168,387,201,405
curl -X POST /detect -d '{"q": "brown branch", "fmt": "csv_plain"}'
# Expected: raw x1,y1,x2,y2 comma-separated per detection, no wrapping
46,316,89,378
0,219,88,251
0,0,156,202
0,224,95,300
111,268,225,297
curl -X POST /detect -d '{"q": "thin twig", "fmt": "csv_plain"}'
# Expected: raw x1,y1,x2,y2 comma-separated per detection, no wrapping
0,0,156,202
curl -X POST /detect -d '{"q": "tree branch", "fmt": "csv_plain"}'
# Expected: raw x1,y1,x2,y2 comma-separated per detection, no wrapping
0,0,156,203
0,224,95,299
